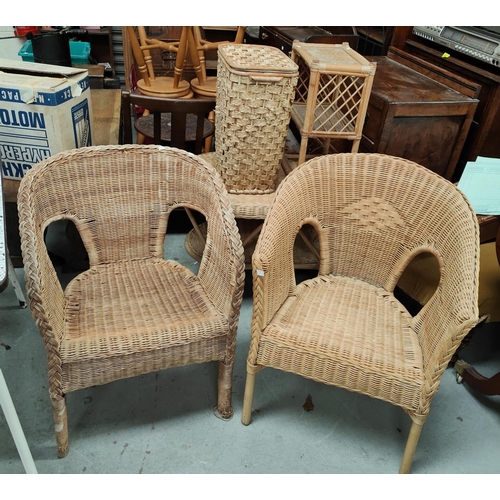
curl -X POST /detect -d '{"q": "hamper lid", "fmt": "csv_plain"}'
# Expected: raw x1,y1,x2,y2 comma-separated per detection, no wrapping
218,44,298,75
292,42,375,74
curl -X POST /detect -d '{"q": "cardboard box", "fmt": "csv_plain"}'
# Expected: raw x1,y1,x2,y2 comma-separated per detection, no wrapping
0,58,93,180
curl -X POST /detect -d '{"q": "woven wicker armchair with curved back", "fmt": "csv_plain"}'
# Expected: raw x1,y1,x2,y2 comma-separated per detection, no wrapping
18,145,245,458
241,153,481,473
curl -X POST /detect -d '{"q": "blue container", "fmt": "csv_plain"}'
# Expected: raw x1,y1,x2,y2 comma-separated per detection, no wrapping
18,39,91,65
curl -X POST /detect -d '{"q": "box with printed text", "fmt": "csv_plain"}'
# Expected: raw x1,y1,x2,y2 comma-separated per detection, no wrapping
0,58,92,180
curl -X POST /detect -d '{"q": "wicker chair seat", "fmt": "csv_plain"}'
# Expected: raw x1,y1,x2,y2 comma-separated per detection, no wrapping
61,258,228,375
258,275,424,410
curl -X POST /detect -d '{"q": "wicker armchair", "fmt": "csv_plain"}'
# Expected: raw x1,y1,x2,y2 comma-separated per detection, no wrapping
241,153,480,473
18,145,245,458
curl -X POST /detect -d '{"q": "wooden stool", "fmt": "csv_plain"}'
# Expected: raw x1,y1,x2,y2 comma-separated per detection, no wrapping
190,26,246,97
127,26,192,98
190,27,246,150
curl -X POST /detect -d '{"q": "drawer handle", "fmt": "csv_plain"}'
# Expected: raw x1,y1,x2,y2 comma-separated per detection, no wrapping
261,32,268,40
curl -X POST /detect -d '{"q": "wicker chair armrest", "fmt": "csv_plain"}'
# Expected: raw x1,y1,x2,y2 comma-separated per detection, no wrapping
413,216,480,407
420,316,479,416
251,230,297,332
197,225,245,320
18,219,66,349
195,171,245,320
412,284,479,412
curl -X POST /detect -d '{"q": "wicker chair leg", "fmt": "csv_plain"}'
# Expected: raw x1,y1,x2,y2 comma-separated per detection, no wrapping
214,361,234,420
241,370,256,425
399,419,425,474
51,395,69,458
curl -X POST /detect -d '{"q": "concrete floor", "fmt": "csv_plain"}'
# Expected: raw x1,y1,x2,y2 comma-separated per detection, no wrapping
1,218,499,476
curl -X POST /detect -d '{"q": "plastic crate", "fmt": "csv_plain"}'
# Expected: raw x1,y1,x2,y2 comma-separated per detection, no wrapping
18,40,91,65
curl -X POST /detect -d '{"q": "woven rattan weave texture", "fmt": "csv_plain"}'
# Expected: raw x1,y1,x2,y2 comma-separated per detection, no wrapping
18,145,245,458
215,44,298,194
290,42,376,164
242,153,480,473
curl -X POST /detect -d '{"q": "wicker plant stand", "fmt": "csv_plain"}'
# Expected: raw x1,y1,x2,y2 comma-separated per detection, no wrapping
285,41,376,169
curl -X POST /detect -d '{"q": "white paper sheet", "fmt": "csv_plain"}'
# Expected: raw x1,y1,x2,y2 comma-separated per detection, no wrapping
457,156,500,215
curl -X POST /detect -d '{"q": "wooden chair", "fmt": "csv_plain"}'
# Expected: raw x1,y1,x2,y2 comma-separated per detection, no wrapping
122,90,216,244
126,27,194,145
241,153,481,473
17,145,245,458
121,90,215,154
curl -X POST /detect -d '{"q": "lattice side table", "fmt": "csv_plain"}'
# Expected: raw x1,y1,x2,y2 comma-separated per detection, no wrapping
289,41,376,166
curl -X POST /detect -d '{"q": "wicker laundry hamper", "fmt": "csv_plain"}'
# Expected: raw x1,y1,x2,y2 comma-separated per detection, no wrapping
215,44,298,193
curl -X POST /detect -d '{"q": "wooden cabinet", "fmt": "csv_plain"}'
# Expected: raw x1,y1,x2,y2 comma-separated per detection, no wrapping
360,49,478,180
390,27,500,173
258,26,359,55
355,27,394,56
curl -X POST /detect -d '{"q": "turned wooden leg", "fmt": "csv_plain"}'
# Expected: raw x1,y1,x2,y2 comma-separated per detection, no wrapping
215,361,234,420
186,27,205,86
399,419,424,474
51,395,69,458
174,27,189,89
